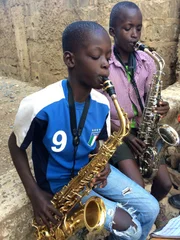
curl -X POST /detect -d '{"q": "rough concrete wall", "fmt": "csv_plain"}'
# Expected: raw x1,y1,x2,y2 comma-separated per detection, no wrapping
176,33,180,81
0,1,19,79
0,0,180,87
140,0,180,88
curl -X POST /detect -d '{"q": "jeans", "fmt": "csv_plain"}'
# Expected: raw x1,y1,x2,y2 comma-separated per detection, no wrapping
82,165,159,240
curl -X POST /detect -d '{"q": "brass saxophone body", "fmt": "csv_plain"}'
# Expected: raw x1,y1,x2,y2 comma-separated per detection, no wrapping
135,42,179,178
32,77,130,240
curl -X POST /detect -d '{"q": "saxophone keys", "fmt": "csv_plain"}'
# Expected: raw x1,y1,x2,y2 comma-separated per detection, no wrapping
55,227,65,240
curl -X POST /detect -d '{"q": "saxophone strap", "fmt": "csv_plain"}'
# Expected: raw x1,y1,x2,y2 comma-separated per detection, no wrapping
113,46,144,113
67,80,90,177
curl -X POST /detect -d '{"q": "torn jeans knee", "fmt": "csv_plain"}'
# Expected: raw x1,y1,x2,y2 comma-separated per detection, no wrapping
107,203,142,240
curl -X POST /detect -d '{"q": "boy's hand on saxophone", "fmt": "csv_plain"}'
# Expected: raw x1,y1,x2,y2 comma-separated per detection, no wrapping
155,100,170,118
30,186,62,228
91,163,111,188
124,134,146,156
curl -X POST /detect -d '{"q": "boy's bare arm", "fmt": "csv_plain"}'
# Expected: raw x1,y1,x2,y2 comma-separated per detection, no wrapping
8,132,38,196
8,132,62,227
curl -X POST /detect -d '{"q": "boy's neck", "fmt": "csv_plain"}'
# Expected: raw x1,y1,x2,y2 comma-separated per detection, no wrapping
114,45,130,64
67,78,90,103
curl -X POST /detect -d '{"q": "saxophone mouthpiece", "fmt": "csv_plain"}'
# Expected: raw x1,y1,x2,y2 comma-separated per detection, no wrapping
102,77,116,98
135,41,147,51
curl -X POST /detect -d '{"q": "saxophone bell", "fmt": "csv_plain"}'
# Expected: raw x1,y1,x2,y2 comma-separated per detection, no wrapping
141,125,180,178
84,197,106,232
144,124,180,178
33,194,106,240
158,124,180,146
53,196,106,240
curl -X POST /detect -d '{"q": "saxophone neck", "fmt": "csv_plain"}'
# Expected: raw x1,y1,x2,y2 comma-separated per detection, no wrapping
102,77,130,136
135,41,165,102
135,41,165,71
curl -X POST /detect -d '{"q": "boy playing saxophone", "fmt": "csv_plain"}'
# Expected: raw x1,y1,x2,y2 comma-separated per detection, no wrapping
8,21,159,240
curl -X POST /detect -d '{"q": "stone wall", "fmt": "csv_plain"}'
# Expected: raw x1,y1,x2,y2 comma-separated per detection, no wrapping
0,0,180,87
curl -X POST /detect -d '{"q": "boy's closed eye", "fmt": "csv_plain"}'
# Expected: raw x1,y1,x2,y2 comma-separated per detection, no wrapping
91,55,100,60
91,56,110,62
137,26,142,31
124,25,142,32
124,26,132,31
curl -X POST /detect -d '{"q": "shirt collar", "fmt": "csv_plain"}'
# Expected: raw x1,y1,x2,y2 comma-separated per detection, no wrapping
109,46,122,67
109,45,148,69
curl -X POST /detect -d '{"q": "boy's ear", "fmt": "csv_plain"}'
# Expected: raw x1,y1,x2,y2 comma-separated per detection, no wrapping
109,27,115,38
63,51,75,68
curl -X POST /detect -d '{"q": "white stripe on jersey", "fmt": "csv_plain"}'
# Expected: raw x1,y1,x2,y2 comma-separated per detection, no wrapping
14,80,111,147
14,80,64,147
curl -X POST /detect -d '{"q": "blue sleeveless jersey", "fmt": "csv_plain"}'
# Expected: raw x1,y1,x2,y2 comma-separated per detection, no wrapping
14,80,110,193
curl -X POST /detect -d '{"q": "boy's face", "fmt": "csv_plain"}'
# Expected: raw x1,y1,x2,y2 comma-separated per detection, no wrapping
110,8,142,54
73,31,111,89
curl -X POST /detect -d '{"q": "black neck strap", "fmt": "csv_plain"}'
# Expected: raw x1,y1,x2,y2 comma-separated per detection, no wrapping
67,81,90,177
114,46,144,113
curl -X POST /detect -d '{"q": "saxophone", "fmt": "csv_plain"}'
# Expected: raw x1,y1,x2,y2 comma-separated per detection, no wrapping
135,42,179,178
32,77,130,240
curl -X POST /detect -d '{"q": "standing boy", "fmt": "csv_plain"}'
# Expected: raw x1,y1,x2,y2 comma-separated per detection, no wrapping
106,1,172,201
8,21,159,240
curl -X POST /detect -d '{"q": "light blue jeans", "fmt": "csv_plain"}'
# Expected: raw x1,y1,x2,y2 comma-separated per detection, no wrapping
82,165,159,240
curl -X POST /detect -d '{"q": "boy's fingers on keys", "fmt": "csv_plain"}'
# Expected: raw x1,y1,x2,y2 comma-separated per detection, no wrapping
49,203,63,218
35,216,44,226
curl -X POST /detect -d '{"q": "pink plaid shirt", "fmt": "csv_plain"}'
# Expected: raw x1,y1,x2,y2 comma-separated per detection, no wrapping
105,48,156,128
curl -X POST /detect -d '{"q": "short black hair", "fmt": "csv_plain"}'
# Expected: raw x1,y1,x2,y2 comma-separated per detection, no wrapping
62,21,107,53
109,1,140,28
